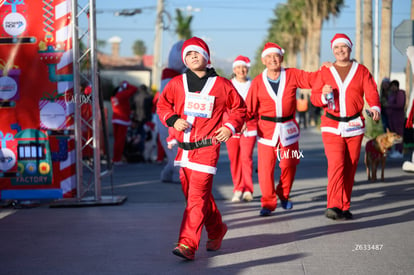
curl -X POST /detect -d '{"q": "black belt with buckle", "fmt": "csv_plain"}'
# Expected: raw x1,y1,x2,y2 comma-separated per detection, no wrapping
178,139,214,150
260,114,294,123
325,112,360,122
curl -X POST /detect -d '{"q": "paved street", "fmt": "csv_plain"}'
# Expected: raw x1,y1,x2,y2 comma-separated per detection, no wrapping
1,127,413,275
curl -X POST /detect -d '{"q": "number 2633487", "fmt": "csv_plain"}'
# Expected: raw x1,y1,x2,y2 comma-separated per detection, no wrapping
352,244,383,251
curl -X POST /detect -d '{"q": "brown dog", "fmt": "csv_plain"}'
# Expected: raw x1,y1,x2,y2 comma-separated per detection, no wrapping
364,129,403,181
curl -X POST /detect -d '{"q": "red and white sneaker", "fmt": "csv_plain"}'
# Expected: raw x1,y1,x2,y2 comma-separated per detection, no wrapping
206,223,228,251
172,243,195,260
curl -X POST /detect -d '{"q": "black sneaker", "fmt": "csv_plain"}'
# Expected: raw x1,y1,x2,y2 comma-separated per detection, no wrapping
325,207,344,220
280,199,293,210
260,207,272,217
342,210,353,220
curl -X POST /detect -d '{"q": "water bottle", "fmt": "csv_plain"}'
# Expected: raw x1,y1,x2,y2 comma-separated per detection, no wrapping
326,92,335,110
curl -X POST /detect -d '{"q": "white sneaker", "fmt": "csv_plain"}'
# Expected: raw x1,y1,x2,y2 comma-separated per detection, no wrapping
231,191,242,202
402,161,414,172
242,191,253,202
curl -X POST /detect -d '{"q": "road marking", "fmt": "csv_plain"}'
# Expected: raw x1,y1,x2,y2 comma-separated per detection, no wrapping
0,210,16,220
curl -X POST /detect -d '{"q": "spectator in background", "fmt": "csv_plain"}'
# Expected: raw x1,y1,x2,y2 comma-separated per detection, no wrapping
296,93,309,129
124,118,145,163
379,77,391,133
132,84,154,126
386,80,406,159
127,84,154,162
111,81,137,165
142,119,157,162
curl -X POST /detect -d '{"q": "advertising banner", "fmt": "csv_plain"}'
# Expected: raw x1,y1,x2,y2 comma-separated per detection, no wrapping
0,0,76,200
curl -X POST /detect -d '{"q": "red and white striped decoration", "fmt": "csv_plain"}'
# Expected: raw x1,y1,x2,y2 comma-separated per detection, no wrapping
52,0,76,197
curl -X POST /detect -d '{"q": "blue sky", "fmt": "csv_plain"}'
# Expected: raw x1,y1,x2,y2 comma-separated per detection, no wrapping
96,0,411,73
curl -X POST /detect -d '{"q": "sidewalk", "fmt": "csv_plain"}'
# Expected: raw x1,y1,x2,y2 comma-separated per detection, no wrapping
1,127,413,275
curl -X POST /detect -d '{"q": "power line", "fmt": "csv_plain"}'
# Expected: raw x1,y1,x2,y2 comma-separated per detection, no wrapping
97,27,356,32
96,6,156,13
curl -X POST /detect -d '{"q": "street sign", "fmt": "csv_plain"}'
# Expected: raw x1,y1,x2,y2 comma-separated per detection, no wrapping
394,20,414,55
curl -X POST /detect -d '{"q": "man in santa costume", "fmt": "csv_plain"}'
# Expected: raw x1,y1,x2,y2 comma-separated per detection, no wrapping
157,36,246,260
245,42,316,217
110,81,137,165
310,33,380,220
226,55,257,203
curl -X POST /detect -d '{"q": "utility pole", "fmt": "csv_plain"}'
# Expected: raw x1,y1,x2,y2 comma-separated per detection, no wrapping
152,0,164,91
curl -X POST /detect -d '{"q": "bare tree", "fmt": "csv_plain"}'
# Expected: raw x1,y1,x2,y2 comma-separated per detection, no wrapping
379,0,392,83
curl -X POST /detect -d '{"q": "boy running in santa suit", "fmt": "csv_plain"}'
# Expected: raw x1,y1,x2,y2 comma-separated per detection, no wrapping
157,36,247,260
226,55,257,203
245,42,317,217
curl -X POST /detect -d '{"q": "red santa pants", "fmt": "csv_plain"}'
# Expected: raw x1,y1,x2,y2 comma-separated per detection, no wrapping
322,132,363,211
226,135,256,193
178,167,223,250
112,123,128,162
257,141,299,211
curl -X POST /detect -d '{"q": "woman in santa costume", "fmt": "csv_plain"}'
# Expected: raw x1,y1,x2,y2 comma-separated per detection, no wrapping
226,55,257,203
310,33,381,220
245,42,316,217
110,81,137,165
157,37,246,260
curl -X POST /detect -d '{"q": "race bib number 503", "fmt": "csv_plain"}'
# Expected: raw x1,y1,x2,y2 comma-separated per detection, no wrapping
184,93,215,118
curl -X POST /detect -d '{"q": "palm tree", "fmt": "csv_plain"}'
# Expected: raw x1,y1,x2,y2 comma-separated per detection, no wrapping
362,0,373,72
300,0,344,71
251,0,344,77
132,40,147,56
379,0,392,83
268,1,305,68
175,9,193,40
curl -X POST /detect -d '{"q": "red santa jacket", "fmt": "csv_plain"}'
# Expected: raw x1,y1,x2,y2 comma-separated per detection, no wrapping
157,73,246,174
111,83,137,126
311,62,380,137
245,68,315,147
